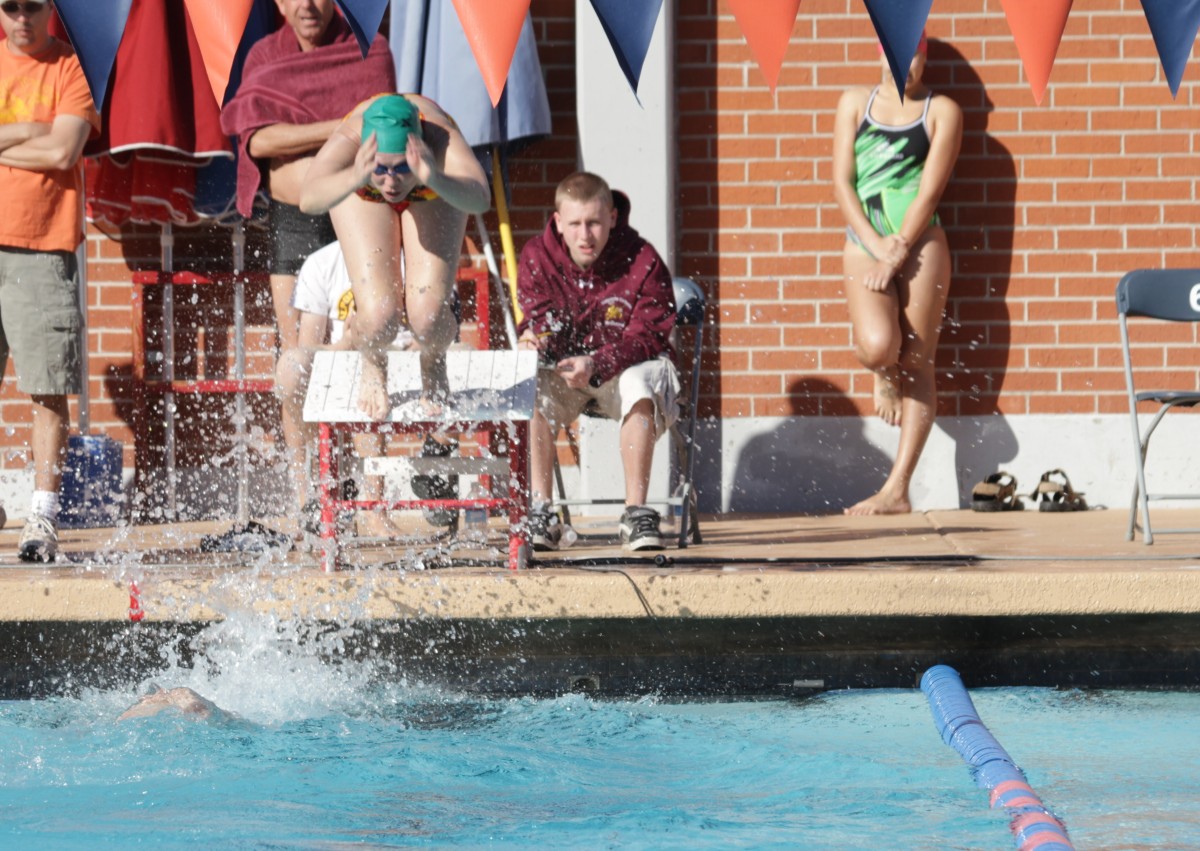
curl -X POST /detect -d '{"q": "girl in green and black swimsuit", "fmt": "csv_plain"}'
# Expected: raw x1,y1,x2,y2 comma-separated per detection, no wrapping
831,35,963,516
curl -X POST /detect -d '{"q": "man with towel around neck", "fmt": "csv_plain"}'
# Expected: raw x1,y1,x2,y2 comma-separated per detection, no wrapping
220,0,394,482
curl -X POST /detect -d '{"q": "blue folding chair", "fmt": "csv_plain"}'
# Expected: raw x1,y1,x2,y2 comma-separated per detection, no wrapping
1116,269,1200,543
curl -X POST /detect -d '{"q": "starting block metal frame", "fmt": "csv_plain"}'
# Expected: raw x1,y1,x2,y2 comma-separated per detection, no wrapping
304,349,538,571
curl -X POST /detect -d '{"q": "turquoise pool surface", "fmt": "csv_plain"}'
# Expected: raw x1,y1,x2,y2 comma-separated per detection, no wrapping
0,622,1197,848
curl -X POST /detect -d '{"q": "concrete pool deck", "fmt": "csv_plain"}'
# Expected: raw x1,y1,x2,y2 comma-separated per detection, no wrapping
2,508,1199,696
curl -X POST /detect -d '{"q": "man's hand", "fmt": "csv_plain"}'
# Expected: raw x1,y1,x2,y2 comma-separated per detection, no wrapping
518,329,544,352
556,355,595,390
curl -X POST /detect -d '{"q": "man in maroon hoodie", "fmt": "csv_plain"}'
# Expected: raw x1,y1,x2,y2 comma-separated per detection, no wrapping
517,172,679,551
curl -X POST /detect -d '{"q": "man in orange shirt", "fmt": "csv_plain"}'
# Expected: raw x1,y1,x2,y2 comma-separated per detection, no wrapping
0,0,100,561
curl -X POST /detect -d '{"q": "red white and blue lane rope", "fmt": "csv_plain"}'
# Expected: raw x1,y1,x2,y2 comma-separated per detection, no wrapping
921,665,1075,851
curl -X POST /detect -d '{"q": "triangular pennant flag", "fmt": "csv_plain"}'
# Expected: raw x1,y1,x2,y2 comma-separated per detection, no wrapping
450,0,532,106
860,0,933,100
1140,0,1200,97
588,0,665,96
52,0,134,109
181,0,255,107
1000,0,1072,105
334,0,391,57
727,0,802,92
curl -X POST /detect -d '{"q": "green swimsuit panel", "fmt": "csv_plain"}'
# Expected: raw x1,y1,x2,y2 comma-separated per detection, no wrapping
848,88,939,253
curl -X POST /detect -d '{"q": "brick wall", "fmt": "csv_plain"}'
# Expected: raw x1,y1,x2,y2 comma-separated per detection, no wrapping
4,2,1198,497
675,0,1200,420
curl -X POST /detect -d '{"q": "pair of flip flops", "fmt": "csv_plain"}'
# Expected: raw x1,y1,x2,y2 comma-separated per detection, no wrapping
1031,469,1088,512
971,470,1088,512
971,472,1024,511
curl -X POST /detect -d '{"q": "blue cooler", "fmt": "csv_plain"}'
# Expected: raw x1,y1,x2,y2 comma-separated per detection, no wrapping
59,434,124,528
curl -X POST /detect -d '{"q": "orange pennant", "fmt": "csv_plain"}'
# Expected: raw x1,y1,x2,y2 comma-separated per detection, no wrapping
182,0,256,107
450,0,532,107
999,0,1073,105
726,0,801,92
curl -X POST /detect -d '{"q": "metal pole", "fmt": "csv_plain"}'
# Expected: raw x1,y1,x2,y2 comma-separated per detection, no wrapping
232,222,249,527
161,222,176,518
76,239,89,433
473,213,518,349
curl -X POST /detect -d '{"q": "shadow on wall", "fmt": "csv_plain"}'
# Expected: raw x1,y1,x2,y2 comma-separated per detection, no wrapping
929,40,1019,504
726,378,892,513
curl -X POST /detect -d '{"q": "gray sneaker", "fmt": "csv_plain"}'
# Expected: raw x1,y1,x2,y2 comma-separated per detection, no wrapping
18,513,58,563
619,505,664,551
529,507,563,552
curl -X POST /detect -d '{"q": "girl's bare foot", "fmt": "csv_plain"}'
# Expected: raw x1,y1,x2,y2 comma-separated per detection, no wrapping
844,490,912,516
874,367,902,426
357,357,390,420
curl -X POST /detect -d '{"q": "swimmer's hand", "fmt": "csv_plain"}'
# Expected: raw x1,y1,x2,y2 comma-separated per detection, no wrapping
405,132,438,187
861,260,897,292
861,234,909,292
354,131,379,187
556,355,595,390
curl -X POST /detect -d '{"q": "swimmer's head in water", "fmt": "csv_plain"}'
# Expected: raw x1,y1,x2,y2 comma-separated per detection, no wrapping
362,95,422,155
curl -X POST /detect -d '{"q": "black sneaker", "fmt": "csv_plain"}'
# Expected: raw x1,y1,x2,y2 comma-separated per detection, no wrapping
619,505,664,551
300,498,322,536
413,436,458,527
528,506,563,552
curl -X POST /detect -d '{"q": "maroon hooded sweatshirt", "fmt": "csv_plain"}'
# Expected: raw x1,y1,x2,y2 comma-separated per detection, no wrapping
517,192,676,386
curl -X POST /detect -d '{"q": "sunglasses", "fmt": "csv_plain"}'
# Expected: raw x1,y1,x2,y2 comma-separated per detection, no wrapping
1,1,47,14
373,162,411,177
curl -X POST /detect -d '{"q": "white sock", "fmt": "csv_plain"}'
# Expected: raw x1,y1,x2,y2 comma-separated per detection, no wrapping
31,490,61,522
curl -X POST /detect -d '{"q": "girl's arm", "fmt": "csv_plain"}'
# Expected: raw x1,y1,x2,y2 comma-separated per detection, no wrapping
299,112,376,215
404,95,491,215
894,94,962,247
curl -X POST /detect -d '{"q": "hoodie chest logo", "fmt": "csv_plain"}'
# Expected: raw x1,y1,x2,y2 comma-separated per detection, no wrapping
600,296,632,327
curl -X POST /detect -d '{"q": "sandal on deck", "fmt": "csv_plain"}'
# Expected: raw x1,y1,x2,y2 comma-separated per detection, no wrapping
1032,469,1088,512
971,472,1023,511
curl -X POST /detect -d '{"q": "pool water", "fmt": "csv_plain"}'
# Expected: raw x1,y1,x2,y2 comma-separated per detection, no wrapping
1,623,1198,849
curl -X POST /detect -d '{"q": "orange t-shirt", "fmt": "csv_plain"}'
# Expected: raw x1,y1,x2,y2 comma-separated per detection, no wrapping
0,38,100,253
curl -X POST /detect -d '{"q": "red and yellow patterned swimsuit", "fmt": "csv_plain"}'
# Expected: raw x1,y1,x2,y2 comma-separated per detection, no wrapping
354,182,439,214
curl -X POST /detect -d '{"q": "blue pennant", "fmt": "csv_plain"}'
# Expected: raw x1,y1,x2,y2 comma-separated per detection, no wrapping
861,0,933,100
334,0,390,57
53,0,134,109
1140,0,1200,97
588,0,665,97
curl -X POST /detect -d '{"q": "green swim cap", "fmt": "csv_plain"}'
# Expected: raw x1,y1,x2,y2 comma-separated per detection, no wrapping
362,96,422,154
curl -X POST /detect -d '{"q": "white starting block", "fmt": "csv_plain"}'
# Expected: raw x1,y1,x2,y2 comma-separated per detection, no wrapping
304,349,539,570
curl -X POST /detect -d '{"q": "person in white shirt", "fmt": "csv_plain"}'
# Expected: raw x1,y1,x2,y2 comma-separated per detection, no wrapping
276,241,413,538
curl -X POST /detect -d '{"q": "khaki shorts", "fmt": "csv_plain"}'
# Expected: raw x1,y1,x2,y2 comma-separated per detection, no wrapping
538,354,680,437
0,248,83,395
